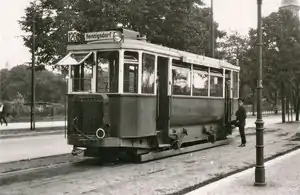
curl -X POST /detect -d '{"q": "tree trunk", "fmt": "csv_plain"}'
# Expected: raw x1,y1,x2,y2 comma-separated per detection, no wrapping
295,86,300,121
239,82,244,98
252,90,255,116
274,91,278,114
287,95,290,122
296,97,300,121
291,92,294,122
291,102,293,122
281,83,286,123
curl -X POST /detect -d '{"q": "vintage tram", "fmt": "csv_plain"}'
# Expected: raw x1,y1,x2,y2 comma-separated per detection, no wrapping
56,28,240,162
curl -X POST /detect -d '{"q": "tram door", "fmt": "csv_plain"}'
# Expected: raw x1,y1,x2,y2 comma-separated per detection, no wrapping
224,70,232,124
156,56,171,144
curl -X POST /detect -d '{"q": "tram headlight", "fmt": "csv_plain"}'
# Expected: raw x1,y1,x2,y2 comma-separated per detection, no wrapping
113,31,123,43
96,128,106,139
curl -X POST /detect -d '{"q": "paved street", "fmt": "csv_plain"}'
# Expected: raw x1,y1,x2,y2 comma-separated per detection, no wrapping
0,135,72,163
0,115,288,163
186,148,300,195
0,121,65,131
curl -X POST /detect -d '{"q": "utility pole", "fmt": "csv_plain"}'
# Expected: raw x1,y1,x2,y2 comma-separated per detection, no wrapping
254,0,266,186
211,0,215,58
30,12,36,131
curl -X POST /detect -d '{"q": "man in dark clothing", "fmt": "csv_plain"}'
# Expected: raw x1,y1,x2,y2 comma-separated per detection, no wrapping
235,98,247,147
0,103,7,126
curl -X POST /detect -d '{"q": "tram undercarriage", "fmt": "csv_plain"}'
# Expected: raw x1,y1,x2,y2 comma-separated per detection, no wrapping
69,116,234,163
70,135,231,163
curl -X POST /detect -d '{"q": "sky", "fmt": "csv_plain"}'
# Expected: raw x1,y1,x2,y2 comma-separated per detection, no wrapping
0,0,290,70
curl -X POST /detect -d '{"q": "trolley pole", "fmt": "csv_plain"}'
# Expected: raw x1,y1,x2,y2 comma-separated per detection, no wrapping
211,0,215,58
30,13,36,131
254,0,266,186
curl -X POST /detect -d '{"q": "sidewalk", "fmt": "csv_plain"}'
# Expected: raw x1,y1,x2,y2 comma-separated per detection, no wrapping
0,121,65,131
186,148,300,195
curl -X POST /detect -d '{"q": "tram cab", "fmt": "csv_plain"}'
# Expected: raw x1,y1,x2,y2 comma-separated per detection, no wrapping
56,28,240,160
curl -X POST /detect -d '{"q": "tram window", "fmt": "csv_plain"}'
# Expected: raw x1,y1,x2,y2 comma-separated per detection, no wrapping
141,53,155,94
97,51,119,93
210,68,223,97
71,53,94,92
124,51,139,93
172,64,191,96
124,51,138,63
192,66,208,96
233,71,239,98
124,63,138,93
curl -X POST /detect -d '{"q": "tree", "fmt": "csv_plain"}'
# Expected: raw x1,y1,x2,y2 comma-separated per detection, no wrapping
0,65,66,103
258,9,300,122
19,0,226,66
218,31,254,99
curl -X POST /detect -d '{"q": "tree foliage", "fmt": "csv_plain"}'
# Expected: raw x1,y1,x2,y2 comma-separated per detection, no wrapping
218,9,300,121
218,31,255,99
231,9,300,121
18,1,300,122
19,0,225,65
0,65,66,103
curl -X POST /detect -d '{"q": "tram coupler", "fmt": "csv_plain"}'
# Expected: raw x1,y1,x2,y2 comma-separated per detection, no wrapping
203,126,216,143
170,128,188,150
71,146,84,156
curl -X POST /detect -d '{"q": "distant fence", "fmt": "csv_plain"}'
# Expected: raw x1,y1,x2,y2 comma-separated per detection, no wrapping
244,104,285,116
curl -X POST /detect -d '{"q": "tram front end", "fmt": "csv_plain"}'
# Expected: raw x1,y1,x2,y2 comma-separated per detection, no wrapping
57,29,158,158
66,93,110,147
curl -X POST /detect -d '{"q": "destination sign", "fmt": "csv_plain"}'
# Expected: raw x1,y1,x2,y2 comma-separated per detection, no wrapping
84,31,116,42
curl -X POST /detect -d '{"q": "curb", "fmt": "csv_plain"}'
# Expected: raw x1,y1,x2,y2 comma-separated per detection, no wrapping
0,126,65,134
167,145,300,195
0,130,64,139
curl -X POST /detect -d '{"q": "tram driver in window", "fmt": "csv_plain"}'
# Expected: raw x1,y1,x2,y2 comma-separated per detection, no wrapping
235,98,247,147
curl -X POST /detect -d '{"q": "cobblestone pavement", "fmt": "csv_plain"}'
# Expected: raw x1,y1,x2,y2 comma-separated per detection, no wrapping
186,147,300,195
0,122,299,195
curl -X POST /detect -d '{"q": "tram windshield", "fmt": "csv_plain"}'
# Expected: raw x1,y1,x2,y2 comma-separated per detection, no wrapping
97,51,119,93
57,50,120,93
68,52,94,92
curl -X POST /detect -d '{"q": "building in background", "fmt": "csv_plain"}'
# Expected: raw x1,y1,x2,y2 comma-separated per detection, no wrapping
280,0,300,17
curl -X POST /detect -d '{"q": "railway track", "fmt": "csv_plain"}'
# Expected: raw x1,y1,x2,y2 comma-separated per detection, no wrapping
0,154,131,186
0,127,278,186
0,129,267,186
0,153,84,186
0,139,231,186
0,124,298,195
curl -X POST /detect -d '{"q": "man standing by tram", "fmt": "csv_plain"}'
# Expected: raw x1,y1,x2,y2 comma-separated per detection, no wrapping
235,98,247,147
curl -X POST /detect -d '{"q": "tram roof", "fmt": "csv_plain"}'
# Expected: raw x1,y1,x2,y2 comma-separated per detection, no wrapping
65,30,239,71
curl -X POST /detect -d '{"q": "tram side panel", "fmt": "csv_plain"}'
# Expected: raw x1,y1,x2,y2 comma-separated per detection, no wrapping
169,97,238,143
170,97,224,126
108,94,157,138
